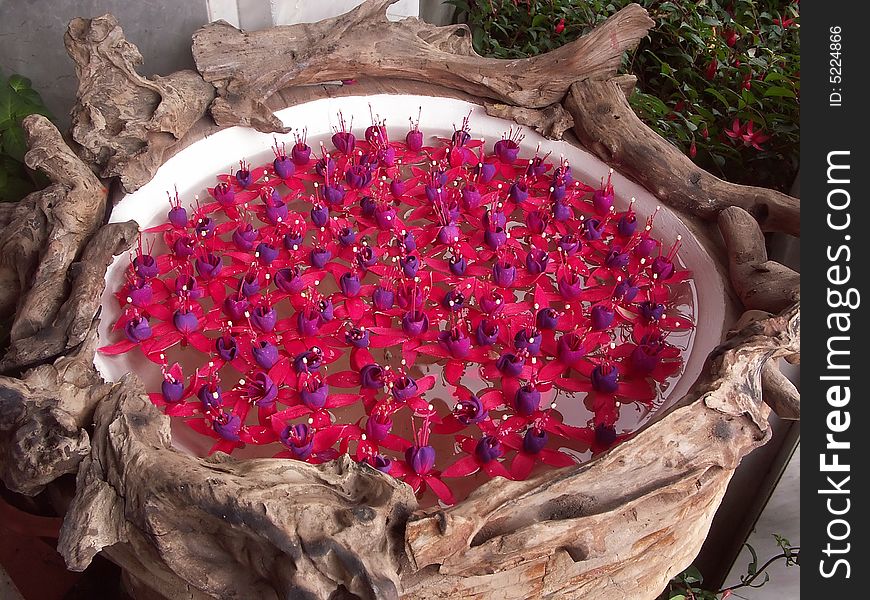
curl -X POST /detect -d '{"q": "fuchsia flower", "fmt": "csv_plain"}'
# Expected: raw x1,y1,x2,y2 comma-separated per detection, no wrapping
101,111,694,506
705,58,718,80
724,118,771,150
724,29,738,47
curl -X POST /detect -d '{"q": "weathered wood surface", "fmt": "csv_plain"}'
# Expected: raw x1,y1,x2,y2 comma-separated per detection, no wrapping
401,304,798,599
0,326,111,496
483,103,575,140
59,376,418,600
0,116,130,373
192,0,653,132
717,206,800,313
66,14,214,193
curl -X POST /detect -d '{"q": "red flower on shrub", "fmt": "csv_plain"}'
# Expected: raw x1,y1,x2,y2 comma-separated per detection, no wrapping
724,29,738,47
554,18,566,35
741,121,771,150
724,118,771,150
704,59,718,80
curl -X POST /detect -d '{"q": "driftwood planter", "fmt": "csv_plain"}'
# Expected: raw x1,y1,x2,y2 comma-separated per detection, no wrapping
0,2,799,599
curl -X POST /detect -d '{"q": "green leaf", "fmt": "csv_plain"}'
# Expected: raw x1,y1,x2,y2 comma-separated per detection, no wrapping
763,71,792,83
703,87,730,108
531,13,548,28
745,543,759,576
1,123,27,162
682,566,703,585
0,83,14,131
7,74,32,93
471,26,485,53
763,86,796,99
0,169,35,202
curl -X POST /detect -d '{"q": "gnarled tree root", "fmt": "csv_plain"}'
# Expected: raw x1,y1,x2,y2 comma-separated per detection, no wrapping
66,14,214,193
192,0,653,132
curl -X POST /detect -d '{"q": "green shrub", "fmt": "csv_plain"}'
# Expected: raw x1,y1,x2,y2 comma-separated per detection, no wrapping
448,0,800,192
1,70,52,202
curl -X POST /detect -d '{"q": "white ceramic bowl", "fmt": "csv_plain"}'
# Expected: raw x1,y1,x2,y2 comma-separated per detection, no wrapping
95,94,726,457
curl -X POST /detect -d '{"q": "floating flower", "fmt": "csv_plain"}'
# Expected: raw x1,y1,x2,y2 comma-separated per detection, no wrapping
101,107,695,506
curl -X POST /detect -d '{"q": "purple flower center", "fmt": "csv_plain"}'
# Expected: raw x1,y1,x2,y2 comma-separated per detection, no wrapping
438,329,471,358
515,385,541,415
496,353,525,377
292,142,311,165
494,139,520,164
455,395,488,425
216,335,238,362
360,364,385,389
402,311,429,336
523,428,548,454
590,305,615,331
281,423,314,459
591,364,619,394
275,266,304,293
133,254,158,279
223,297,249,321
475,436,504,463
273,156,295,179
475,319,500,346
214,413,241,441
301,379,328,409
536,307,559,330
617,212,637,237
214,182,235,205
168,205,188,228
340,272,361,297
161,378,184,403
251,305,277,332
406,445,436,475
233,224,257,250
124,317,152,342
401,254,419,278
198,383,222,411
391,375,418,401
173,310,199,334
195,253,222,279
345,327,370,348
365,413,392,442
173,237,196,257
310,247,332,269
639,301,666,323
406,129,424,152
253,341,279,369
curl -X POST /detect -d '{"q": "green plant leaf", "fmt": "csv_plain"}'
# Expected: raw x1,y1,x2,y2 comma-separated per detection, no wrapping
1,123,27,162
763,86,796,98
0,169,35,202
7,74,32,93
703,87,730,108
0,82,14,131
683,566,703,585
